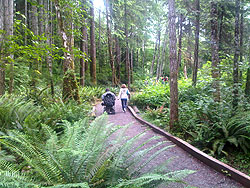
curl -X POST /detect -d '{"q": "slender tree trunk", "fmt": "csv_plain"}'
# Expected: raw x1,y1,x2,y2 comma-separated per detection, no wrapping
55,0,80,102
25,0,27,45
130,49,133,84
210,2,220,102
192,0,200,86
245,26,250,99
80,0,87,87
142,38,145,71
105,0,116,86
89,0,96,85
125,0,130,88
115,33,121,83
0,0,4,95
45,0,54,96
150,36,158,75
232,0,240,110
98,9,101,73
156,27,161,80
177,14,184,68
218,4,224,51
7,0,14,94
239,5,244,81
168,0,178,129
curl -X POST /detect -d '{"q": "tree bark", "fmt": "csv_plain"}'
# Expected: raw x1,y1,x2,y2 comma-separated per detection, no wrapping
45,0,54,96
105,0,117,86
156,27,161,80
115,25,121,83
168,0,178,129
150,36,158,75
192,0,200,86
177,14,184,68
80,0,88,87
232,0,240,110
239,5,244,81
89,0,97,85
210,2,220,102
0,0,4,95
124,0,130,88
55,0,80,102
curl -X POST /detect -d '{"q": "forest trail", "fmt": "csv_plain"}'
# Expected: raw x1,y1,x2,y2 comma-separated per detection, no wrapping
95,99,243,188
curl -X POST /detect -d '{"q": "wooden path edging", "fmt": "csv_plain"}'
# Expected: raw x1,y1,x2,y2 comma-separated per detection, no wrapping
128,106,250,188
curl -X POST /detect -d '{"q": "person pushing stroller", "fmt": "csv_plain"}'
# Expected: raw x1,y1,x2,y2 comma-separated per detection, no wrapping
101,88,116,114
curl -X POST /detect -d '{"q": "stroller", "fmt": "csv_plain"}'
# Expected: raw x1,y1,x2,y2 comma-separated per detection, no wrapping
101,93,116,114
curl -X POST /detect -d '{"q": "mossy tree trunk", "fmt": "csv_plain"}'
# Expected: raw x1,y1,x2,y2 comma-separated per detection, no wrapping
55,0,80,103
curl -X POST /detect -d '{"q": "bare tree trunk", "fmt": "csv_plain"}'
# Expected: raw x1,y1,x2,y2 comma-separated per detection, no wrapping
89,0,97,85
168,0,178,129
130,49,133,84
142,38,145,71
80,0,87,87
55,0,80,102
159,29,168,77
125,0,130,88
192,0,200,86
150,37,158,75
210,2,220,102
7,0,14,94
239,5,244,81
45,0,54,96
114,23,121,84
232,0,240,110
105,0,116,86
177,14,184,68
156,27,161,80
218,4,224,51
245,25,250,99
0,0,4,95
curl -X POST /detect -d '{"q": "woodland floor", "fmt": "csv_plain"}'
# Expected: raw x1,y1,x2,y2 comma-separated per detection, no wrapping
95,99,244,188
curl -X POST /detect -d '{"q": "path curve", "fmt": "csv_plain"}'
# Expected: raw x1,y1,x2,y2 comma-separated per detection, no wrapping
95,99,244,188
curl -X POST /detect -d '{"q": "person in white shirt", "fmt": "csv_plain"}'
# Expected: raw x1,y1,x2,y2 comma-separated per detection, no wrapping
118,84,130,112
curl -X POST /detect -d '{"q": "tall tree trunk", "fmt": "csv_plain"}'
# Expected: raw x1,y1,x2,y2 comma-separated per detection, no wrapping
156,27,161,80
239,5,244,81
55,0,80,102
105,0,116,86
210,2,220,102
232,0,240,110
245,26,250,99
124,0,130,88
89,0,97,85
142,38,145,71
192,0,200,86
98,9,101,73
130,49,133,84
0,0,5,95
218,4,224,51
115,34,121,83
159,29,167,77
168,0,178,129
150,36,158,75
45,0,54,96
80,0,87,87
7,0,14,94
177,14,184,68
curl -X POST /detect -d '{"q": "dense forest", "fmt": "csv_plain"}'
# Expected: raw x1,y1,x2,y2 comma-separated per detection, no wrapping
0,0,250,187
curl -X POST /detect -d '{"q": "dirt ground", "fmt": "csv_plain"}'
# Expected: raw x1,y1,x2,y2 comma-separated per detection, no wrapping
95,99,244,188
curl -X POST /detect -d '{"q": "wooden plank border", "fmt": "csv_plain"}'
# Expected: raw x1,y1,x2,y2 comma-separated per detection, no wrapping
128,106,250,187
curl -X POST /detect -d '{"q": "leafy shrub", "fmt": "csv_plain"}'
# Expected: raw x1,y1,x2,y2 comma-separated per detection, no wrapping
131,83,170,109
0,95,91,134
0,115,194,188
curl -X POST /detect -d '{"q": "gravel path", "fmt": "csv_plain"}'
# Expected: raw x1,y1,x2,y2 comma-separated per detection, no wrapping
95,99,244,188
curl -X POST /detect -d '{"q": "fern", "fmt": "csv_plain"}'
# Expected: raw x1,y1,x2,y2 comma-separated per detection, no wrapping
0,114,194,187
